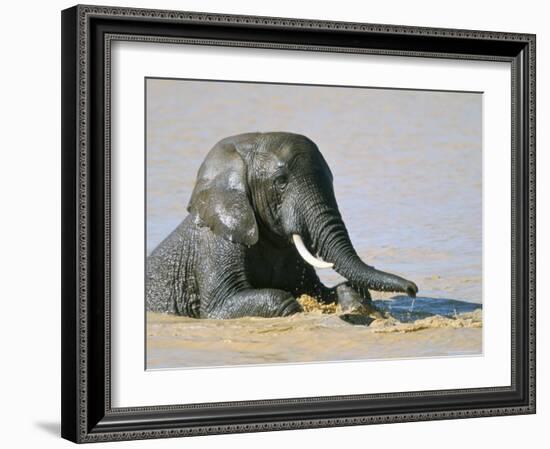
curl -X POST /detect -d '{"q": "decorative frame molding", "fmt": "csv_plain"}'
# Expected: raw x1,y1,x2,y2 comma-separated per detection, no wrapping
61,4,536,443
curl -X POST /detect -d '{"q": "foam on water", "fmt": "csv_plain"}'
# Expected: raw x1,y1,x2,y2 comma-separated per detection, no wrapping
146,296,482,369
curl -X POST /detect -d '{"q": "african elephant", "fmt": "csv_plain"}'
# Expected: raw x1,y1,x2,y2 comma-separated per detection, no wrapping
146,132,418,318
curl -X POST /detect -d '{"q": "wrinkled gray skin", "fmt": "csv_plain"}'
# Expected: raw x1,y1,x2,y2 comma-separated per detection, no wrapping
146,132,418,318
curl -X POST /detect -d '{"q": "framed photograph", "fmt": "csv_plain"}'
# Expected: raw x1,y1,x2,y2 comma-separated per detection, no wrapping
61,4,536,443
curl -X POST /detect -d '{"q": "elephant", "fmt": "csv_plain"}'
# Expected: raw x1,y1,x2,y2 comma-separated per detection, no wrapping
146,132,418,319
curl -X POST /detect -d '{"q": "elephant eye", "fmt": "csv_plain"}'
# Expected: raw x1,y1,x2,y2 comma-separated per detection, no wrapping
274,174,288,190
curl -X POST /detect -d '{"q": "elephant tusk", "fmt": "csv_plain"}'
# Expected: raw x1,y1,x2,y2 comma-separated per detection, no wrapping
292,234,334,269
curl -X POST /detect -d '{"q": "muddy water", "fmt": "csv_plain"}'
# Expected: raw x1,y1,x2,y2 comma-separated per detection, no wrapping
146,79,482,369
147,297,482,368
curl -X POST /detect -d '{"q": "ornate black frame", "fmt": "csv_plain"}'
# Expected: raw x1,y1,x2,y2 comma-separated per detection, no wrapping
61,4,536,443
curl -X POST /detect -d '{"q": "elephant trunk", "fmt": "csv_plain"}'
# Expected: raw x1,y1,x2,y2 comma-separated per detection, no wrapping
295,182,417,297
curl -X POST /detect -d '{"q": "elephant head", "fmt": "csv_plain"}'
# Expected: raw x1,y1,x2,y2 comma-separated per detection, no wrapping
188,132,418,297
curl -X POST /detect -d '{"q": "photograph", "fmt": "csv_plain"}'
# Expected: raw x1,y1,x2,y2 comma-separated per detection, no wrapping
145,78,483,369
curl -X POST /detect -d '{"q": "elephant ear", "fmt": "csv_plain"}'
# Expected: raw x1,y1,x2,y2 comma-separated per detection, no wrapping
187,141,258,246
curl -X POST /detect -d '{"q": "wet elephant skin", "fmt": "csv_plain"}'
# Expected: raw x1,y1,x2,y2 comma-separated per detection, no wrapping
146,132,417,318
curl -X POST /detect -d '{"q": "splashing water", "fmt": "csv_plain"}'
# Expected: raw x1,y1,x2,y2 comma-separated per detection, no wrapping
146,295,482,369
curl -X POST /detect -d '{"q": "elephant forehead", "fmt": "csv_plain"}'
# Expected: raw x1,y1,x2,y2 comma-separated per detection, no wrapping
254,136,315,165
251,151,283,174
273,140,323,166
253,149,332,183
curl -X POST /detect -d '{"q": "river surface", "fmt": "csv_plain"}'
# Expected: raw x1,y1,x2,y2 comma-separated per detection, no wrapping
145,79,482,369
